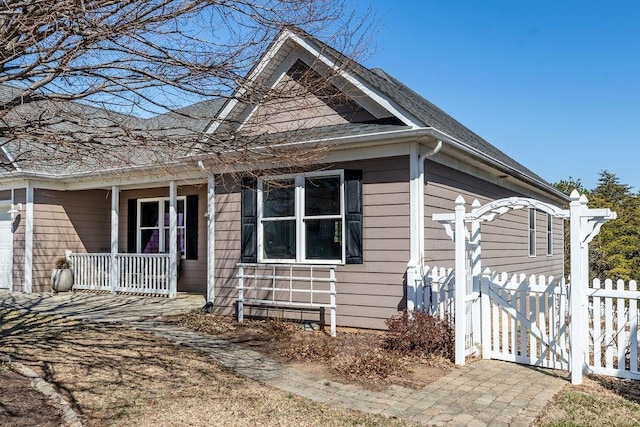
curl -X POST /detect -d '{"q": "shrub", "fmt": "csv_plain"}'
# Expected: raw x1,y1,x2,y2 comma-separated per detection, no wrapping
384,310,454,361
281,334,336,361
176,312,235,335
334,348,399,380
263,318,298,341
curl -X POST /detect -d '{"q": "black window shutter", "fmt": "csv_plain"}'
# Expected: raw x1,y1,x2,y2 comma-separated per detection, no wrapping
186,195,198,260
127,199,137,253
344,170,363,264
241,177,258,263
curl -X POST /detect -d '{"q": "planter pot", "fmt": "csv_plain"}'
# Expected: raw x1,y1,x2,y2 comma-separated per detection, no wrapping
51,269,74,292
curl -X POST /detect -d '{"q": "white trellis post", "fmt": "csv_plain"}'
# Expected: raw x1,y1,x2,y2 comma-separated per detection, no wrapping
568,190,616,385
454,195,467,365
470,199,482,349
569,191,585,384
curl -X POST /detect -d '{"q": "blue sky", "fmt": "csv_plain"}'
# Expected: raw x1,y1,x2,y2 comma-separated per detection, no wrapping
350,0,639,190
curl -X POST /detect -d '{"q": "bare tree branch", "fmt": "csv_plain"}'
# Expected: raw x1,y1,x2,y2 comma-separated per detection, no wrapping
0,0,372,176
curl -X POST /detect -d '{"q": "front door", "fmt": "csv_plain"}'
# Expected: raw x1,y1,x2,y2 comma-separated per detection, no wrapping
0,205,13,289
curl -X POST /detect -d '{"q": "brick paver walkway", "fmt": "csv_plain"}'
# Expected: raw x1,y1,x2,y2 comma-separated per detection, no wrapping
1,291,568,426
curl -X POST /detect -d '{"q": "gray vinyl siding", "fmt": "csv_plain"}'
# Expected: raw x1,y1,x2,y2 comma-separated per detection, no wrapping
30,189,111,293
211,157,410,329
211,178,242,315
211,156,565,329
118,186,208,294
424,160,565,277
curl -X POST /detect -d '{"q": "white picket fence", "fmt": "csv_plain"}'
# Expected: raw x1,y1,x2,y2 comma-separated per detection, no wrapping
418,266,640,380
588,278,640,380
420,266,479,356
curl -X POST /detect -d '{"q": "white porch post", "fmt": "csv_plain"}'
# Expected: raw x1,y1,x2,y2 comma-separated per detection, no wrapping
24,182,33,293
168,181,177,299
454,195,467,365
407,142,420,311
110,186,119,294
207,175,216,303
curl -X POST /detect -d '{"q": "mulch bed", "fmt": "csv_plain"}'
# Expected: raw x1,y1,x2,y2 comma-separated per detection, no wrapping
0,366,63,427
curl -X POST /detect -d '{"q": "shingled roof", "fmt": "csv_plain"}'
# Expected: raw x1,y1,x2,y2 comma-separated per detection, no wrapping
1,27,558,196
280,27,551,187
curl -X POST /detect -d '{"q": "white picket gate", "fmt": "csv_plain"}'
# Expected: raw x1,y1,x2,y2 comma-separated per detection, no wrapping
418,266,640,381
480,272,569,370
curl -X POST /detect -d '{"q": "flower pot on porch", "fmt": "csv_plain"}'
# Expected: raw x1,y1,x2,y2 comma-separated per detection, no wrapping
51,257,74,292
51,269,74,292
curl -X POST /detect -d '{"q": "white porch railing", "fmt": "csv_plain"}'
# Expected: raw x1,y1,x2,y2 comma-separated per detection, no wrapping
237,263,337,337
70,253,111,291
69,253,172,296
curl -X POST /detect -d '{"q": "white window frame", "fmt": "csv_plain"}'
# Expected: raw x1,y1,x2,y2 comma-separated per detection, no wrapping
528,208,536,257
546,213,553,256
137,196,187,257
257,170,345,264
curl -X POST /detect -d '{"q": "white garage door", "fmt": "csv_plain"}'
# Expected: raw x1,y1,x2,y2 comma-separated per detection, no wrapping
0,206,13,289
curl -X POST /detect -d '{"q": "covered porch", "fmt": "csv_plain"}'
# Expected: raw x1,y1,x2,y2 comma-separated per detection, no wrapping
66,177,216,300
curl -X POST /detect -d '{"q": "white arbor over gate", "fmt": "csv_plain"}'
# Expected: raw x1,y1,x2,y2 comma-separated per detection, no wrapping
431,190,616,385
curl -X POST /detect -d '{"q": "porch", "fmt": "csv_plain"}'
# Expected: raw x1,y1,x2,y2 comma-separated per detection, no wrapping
64,177,217,300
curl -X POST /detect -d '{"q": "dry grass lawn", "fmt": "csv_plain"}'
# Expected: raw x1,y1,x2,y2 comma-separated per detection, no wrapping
4,307,640,427
0,309,418,426
535,374,640,426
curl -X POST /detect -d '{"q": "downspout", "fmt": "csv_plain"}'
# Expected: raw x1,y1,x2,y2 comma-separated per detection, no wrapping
407,139,442,313
417,140,443,264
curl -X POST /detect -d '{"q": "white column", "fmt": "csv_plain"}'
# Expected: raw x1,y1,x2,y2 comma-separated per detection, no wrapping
569,190,585,384
409,141,420,264
110,186,119,294
207,175,216,304
454,195,467,365
24,183,33,293
168,181,177,299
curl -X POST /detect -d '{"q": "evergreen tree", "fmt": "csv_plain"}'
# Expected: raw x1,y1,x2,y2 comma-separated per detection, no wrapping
554,171,640,281
589,171,640,281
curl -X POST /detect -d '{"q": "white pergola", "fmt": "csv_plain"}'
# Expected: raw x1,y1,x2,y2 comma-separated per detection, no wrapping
430,190,616,385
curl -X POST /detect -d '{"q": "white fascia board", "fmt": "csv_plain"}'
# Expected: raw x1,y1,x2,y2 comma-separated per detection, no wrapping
288,33,423,128
209,30,424,136
0,168,209,192
421,128,568,204
204,30,294,135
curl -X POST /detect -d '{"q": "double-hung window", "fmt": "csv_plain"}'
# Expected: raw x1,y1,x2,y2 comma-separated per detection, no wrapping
258,172,345,263
138,197,186,257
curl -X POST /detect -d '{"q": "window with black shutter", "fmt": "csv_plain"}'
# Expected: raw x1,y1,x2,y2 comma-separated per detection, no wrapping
240,170,362,264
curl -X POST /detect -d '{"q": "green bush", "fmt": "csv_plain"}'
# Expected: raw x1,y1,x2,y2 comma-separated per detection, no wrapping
384,310,454,361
